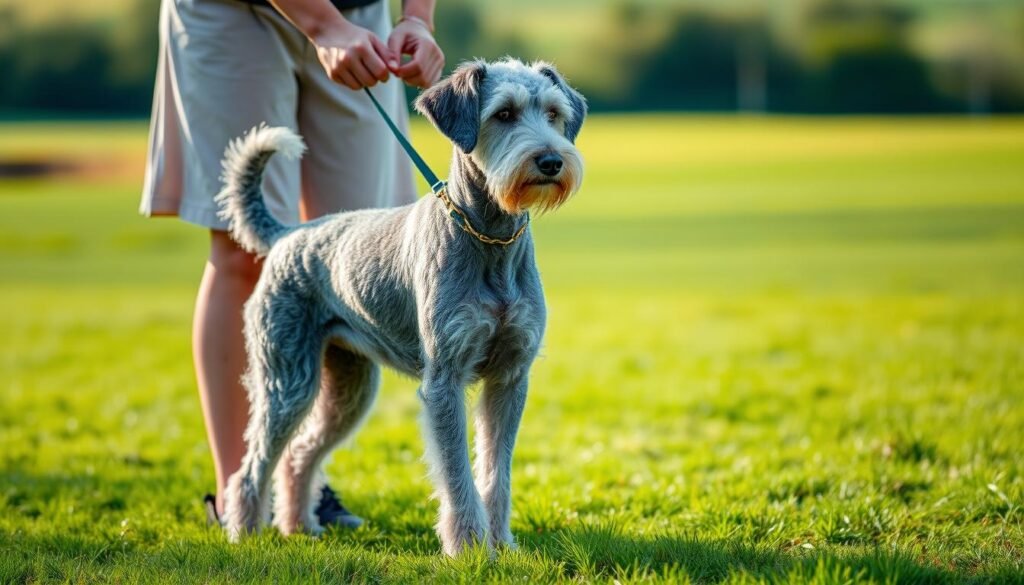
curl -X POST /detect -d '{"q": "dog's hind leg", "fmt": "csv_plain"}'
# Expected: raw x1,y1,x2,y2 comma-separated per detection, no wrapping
273,344,379,536
222,295,325,542
473,371,528,549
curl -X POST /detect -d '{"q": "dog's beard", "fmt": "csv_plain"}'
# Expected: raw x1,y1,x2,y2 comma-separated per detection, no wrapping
488,148,583,214
474,115,584,215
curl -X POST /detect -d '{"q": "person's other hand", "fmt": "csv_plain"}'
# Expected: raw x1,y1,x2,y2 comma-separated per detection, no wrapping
387,18,444,88
314,20,396,89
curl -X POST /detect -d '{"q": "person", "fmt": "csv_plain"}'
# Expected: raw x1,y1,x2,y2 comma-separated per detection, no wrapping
139,0,444,526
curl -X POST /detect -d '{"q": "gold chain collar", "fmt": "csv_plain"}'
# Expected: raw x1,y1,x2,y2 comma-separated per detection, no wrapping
435,185,530,247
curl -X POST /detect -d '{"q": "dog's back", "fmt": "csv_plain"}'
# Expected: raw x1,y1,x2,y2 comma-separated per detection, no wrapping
266,204,427,376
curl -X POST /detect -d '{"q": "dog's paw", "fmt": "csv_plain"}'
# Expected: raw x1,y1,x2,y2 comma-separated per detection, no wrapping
300,517,326,538
441,530,493,557
490,530,517,551
223,510,259,543
223,473,264,542
437,503,491,557
224,523,245,544
223,513,262,543
272,509,325,537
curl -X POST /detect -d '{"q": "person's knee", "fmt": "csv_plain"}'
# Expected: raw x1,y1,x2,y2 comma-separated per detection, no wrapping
209,230,263,284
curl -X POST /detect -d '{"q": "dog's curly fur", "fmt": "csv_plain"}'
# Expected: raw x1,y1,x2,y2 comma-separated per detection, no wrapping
218,58,586,555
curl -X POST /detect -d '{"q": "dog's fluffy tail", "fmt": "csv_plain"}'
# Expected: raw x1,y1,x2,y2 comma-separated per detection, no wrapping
215,125,306,256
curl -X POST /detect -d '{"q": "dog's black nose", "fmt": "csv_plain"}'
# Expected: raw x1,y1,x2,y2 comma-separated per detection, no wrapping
535,153,563,177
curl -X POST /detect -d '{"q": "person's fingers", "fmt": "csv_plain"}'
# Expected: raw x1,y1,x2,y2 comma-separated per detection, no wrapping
431,61,445,85
333,67,361,90
417,64,436,88
425,50,444,85
385,32,402,57
348,57,378,87
337,67,362,90
321,50,352,88
400,41,445,87
325,51,361,89
406,73,428,88
373,34,400,72
396,57,423,82
359,43,390,83
386,30,405,66
428,61,443,86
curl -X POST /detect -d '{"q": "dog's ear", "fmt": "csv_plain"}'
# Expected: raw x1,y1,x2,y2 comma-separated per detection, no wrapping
415,60,486,154
535,63,587,143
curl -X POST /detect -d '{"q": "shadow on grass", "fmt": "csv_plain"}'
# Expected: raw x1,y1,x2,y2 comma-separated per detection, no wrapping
4,517,1023,584
520,523,1021,584
4,467,1020,583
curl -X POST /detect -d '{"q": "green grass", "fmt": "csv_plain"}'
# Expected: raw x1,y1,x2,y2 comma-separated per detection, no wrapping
1,115,1023,583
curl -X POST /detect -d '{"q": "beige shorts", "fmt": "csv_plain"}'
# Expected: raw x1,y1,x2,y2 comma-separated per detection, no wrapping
140,0,417,229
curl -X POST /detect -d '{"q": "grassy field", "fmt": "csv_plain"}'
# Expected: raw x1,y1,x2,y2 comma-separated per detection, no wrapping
1,115,1023,583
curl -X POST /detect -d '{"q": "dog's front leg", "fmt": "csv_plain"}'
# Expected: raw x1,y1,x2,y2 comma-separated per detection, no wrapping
474,370,528,549
419,370,489,556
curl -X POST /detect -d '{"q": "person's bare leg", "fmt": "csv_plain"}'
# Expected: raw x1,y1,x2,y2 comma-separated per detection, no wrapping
193,229,263,515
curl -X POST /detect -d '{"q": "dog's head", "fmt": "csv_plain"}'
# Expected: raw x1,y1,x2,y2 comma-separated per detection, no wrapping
415,58,586,214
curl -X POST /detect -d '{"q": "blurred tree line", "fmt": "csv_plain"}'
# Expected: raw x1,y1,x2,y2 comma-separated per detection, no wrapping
0,2,159,116
1,0,1022,116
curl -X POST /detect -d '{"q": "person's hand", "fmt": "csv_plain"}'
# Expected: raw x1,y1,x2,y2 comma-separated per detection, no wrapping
387,18,444,88
313,19,397,90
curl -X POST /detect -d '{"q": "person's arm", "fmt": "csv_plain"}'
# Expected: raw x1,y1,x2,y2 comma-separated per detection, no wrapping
269,0,396,89
388,0,444,88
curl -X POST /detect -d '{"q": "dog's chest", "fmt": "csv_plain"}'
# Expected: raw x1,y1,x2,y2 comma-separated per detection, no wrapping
440,283,541,375
432,246,546,377
472,283,543,374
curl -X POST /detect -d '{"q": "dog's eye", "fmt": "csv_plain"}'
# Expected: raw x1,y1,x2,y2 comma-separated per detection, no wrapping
495,109,514,122
546,110,558,122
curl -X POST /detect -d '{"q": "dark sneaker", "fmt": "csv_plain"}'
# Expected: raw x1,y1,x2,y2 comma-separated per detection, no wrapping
315,485,363,529
204,493,223,527
203,486,362,529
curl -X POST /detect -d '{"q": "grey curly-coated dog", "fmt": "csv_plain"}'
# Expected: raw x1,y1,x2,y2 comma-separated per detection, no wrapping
217,58,586,555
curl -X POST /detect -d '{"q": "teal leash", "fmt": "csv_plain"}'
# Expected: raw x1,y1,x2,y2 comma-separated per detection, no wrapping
364,87,531,246
364,87,445,195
